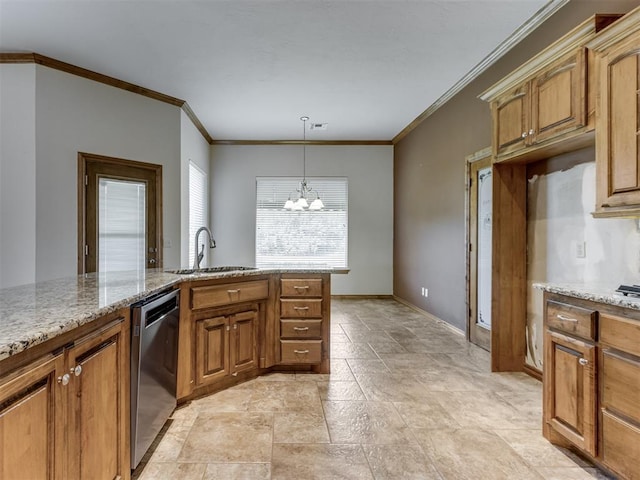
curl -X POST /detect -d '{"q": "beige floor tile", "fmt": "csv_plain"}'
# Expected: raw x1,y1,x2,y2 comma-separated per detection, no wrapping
248,379,323,414
192,383,253,413
415,428,544,480
331,342,378,359
354,372,433,403
535,467,615,479
318,381,366,401
393,400,461,429
177,412,273,463
494,429,591,468
331,332,352,343
367,340,408,354
362,444,443,479
378,353,441,373
204,463,271,480
273,411,330,443
429,390,539,429
323,400,416,445
346,358,391,374
271,444,374,479
137,462,207,480
295,358,356,382
147,424,192,462
255,372,297,381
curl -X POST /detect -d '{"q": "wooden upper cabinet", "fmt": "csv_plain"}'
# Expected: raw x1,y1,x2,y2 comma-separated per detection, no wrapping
588,8,640,216
481,14,621,164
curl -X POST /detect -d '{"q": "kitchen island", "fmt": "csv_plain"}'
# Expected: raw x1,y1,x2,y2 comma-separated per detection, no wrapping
0,266,344,479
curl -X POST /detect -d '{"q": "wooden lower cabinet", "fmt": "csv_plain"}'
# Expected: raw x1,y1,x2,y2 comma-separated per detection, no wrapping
0,354,64,479
543,292,640,480
544,329,597,456
0,313,129,480
195,306,259,387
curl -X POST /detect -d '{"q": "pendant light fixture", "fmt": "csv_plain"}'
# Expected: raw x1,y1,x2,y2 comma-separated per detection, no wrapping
283,116,324,211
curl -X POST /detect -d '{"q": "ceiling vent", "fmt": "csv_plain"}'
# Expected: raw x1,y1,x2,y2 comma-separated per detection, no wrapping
309,123,328,131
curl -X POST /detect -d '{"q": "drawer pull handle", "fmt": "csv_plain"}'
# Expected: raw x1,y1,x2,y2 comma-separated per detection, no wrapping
293,326,309,331
294,285,310,290
556,314,578,323
294,349,310,354
227,289,240,294
579,358,588,366
293,306,310,310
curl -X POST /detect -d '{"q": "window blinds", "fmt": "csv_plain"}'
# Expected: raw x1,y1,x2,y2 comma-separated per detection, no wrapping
189,162,208,266
256,177,348,268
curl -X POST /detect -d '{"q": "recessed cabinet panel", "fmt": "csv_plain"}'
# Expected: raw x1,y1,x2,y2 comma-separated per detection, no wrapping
602,349,640,423
0,355,63,480
231,310,258,373
601,409,640,479
280,299,322,318
195,316,229,385
544,329,597,456
495,86,529,155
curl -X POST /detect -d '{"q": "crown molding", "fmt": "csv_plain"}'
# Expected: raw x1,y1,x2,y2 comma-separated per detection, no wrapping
0,52,214,144
211,139,393,146
392,0,570,144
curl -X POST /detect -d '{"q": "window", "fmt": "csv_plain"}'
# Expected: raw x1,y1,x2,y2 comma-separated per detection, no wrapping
256,177,348,267
189,161,208,266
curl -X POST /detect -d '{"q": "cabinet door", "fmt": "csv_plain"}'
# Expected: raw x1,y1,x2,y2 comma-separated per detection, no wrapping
0,354,64,480
66,318,128,480
596,34,640,211
544,330,597,456
531,49,587,144
195,315,229,386
230,310,258,374
493,84,530,158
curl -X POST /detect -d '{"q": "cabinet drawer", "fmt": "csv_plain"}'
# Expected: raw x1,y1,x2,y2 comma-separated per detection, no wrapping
280,319,322,339
280,299,322,318
602,409,640,480
602,348,640,423
600,313,640,357
280,340,322,364
281,278,322,297
191,280,268,310
546,300,597,340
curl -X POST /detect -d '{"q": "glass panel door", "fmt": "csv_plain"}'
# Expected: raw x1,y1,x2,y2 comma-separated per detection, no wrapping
98,178,146,273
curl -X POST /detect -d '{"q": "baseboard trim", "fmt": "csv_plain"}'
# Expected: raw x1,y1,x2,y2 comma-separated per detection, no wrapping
523,364,543,382
392,295,465,337
331,294,394,299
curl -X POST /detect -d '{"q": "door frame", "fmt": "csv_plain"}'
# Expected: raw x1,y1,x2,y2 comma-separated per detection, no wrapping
466,147,492,351
77,152,163,274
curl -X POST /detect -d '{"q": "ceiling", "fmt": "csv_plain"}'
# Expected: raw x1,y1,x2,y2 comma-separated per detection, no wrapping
0,0,562,141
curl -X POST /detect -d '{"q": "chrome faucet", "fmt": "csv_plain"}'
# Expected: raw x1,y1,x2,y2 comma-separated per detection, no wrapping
193,226,216,269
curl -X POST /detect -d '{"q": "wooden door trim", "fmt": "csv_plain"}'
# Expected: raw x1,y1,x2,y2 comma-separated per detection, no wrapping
77,152,163,274
466,148,492,352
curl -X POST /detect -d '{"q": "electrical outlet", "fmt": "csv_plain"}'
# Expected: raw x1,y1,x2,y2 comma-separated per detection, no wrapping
575,241,586,258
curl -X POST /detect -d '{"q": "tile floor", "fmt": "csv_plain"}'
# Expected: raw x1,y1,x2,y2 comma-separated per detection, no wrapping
133,298,612,480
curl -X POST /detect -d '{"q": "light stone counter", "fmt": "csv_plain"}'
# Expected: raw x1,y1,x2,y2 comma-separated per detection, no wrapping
533,282,640,311
0,267,346,362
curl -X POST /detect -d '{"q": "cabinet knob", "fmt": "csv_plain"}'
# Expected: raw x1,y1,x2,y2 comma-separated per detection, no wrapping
231,372,238,377
71,365,82,377
529,129,534,135
233,323,238,330
521,132,527,138
57,373,70,386
579,358,588,366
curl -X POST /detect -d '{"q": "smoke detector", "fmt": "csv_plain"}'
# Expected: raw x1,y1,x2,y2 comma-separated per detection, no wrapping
308,122,328,131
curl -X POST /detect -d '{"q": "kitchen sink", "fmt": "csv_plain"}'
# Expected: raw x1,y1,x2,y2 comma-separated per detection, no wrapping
167,266,259,275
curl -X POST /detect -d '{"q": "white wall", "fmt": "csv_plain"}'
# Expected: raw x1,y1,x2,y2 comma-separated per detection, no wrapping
0,65,37,288
526,148,640,369
33,66,182,281
180,110,211,268
210,144,394,295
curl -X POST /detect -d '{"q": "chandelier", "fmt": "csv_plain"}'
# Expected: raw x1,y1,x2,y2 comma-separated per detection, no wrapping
283,116,324,211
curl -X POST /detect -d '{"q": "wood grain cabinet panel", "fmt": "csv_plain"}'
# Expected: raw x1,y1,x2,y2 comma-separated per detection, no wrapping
281,278,322,297
280,340,322,364
280,298,322,318
588,8,640,217
0,313,130,480
601,410,640,480
546,300,597,340
601,349,640,423
191,280,268,310
195,315,229,386
230,310,258,374
0,354,64,480
280,319,323,339
544,329,597,456
493,84,530,157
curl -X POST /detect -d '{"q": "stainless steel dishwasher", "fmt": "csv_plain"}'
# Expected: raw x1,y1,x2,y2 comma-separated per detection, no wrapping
130,288,180,468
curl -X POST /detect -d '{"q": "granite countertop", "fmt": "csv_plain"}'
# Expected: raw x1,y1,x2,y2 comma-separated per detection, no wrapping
533,282,640,311
0,266,347,362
